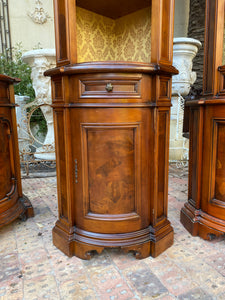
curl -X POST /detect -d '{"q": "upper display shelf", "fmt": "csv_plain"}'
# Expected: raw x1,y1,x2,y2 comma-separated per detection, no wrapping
53,0,175,67
76,0,151,19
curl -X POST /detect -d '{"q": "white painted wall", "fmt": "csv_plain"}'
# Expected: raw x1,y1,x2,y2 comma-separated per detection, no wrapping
8,0,55,51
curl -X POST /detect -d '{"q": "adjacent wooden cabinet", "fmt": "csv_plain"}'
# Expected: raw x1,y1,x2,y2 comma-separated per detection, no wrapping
46,0,178,259
181,0,225,239
0,75,34,227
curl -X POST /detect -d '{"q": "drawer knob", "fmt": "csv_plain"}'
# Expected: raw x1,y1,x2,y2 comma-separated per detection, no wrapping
105,83,113,92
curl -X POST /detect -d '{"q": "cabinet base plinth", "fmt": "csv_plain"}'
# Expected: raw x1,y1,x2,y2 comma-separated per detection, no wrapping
0,194,34,228
150,230,174,257
181,202,225,240
52,221,174,260
20,194,34,220
150,220,174,257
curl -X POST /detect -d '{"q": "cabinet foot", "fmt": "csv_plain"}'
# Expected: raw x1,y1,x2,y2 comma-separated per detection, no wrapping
181,202,225,240
122,242,151,259
150,220,174,257
73,241,104,260
20,194,34,219
150,231,174,257
0,195,34,228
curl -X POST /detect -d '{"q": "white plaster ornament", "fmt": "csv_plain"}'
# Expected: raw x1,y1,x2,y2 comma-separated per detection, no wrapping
28,0,50,24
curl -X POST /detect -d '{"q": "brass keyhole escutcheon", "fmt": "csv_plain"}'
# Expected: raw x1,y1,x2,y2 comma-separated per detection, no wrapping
75,159,78,183
105,83,113,92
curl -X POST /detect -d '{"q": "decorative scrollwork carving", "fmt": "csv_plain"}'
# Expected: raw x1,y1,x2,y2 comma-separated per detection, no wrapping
28,0,50,25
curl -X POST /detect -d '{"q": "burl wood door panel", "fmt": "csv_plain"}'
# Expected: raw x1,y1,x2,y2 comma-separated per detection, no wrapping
215,122,225,203
71,108,151,234
87,127,135,215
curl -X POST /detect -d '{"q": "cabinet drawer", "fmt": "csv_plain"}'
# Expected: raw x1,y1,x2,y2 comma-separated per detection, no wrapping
79,76,142,99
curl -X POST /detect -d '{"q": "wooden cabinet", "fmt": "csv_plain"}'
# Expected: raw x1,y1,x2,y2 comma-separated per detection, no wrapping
45,0,177,259
181,0,225,239
0,75,34,227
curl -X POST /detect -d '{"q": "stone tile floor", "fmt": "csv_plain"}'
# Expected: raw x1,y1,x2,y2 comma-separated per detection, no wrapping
1,164,225,299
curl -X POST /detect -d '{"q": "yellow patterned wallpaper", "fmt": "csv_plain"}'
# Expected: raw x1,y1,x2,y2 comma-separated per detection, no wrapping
76,7,151,63
76,7,115,62
114,8,151,62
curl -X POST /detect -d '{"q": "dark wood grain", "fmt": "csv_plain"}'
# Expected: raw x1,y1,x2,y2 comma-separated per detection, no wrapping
0,75,34,227
87,127,135,215
76,0,151,19
181,0,225,240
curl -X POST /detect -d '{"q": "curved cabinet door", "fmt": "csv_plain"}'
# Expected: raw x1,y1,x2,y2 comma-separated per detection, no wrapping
0,117,15,201
202,107,225,221
0,75,33,228
70,108,152,234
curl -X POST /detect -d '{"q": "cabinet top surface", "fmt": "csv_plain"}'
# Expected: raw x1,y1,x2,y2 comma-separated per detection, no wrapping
76,0,151,19
45,61,178,77
0,74,20,84
44,61,179,76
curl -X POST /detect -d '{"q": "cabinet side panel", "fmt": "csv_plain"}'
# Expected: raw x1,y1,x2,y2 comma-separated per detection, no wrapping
54,0,77,66
160,0,171,62
157,110,169,220
54,110,68,220
151,0,174,64
204,0,216,95
0,118,12,199
55,0,68,62
188,107,202,207
0,82,9,103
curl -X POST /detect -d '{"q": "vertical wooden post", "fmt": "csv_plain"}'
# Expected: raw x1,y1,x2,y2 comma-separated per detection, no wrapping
150,0,176,257
151,0,175,65
53,0,77,66
203,0,225,96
